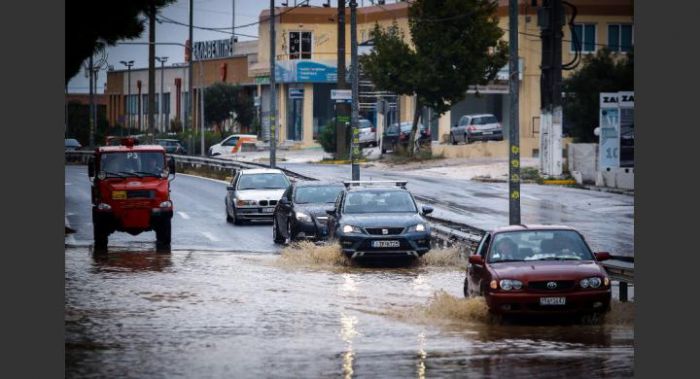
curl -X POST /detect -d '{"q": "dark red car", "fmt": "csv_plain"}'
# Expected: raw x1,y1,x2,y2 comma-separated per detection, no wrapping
464,225,612,316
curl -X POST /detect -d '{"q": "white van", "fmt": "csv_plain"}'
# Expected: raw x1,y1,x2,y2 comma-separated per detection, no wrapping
208,134,259,156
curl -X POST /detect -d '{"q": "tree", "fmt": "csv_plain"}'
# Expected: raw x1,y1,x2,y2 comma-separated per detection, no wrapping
204,83,256,136
65,0,175,84
562,49,634,142
360,0,508,156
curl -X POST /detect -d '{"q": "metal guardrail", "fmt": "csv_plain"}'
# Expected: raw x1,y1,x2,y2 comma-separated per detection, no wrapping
65,150,633,300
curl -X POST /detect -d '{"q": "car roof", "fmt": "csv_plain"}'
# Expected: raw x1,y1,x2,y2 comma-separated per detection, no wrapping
294,181,343,187
97,144,165,153
490,224,577,234
156,139,180,142
346,186,409,193
238,168,286,175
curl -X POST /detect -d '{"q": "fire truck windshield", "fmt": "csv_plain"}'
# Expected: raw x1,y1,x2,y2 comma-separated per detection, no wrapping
100,152,165,178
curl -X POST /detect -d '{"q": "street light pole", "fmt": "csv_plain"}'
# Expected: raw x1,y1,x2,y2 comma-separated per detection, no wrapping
120,60,135,134
156,56,169,133
508,0,521,225
350,0,359,180
269,0,277,168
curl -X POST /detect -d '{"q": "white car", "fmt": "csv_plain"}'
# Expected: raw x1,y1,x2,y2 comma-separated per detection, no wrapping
358,119,377,148
208,134,258,156
224,168,291,224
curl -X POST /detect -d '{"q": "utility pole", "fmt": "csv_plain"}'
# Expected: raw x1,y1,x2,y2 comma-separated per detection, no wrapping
336,0,349,160
538,0,564,176
188,0,194,154
508,0,521,225
156,57,168,133
88,55,95,148
232,0,236,36
148,1,156,144
120,60,135,133
350,0,359,180
269,0,277,168
200,82,206,156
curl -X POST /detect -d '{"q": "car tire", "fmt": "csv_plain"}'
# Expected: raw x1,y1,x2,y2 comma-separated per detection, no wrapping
465,134,471,144
93,219,108,250
232,208,243,225
450,133,457,145
273,218,285,244
285,220,293,245
226,200,233,223
463,277,469,298
155,219,171,247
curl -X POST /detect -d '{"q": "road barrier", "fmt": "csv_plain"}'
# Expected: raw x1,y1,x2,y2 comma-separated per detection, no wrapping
66,150,634,300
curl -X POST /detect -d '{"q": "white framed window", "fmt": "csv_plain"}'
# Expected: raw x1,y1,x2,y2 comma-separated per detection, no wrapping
608,24,633,52
289,31,312,60
571,23,596,53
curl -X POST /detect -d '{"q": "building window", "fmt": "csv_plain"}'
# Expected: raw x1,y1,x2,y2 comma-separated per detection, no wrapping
142,94,148,114
162,93,170,115
571,24,596,53
608,24,633,52
289,31,312,59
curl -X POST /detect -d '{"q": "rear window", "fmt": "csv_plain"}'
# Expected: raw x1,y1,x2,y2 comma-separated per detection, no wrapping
471,116,498,125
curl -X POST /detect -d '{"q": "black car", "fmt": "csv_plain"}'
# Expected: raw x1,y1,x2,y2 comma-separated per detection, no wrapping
381,122,431,154
156,139,188,154
273,181,345,244
326,181,433,259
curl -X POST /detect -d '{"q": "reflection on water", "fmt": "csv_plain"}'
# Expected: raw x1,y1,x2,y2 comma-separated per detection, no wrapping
67,247,633,378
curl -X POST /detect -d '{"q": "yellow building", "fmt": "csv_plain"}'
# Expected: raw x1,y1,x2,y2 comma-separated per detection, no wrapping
251,0,633,149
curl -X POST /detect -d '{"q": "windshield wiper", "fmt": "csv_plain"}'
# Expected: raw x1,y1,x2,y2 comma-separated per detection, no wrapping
134,171,161,177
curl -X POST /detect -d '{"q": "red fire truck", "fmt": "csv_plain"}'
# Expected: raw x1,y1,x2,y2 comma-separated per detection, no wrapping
88,138,175,248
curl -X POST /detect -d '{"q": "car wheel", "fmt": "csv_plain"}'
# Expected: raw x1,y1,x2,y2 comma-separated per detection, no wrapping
285,220,293,245
273,218,285,244
93,219,108,250
465,134,471,144
450,133,457,145
155,219,171,248
232,208,243,225
225,200,233,223
463,277,469,298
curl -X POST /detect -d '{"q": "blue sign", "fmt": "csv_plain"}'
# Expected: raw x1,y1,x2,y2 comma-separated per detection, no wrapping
289,89,304,99
274,60,342,83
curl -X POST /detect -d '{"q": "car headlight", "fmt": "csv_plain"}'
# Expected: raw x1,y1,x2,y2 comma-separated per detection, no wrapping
236,198,257,206
97,171,106,180
342,224,363,234
159,201,172,208
408,223,426,232
295,211,312,222
97,203,112,211
581,277,602,289
498,279,523,291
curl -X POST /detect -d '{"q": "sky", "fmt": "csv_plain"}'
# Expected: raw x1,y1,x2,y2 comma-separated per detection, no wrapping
67,0,350,94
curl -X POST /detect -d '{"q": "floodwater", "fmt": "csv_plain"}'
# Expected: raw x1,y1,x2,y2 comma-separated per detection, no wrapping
66,245,634,378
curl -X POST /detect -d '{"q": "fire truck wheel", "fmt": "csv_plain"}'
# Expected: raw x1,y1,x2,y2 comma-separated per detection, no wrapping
93,221,108,249
156,219,171,246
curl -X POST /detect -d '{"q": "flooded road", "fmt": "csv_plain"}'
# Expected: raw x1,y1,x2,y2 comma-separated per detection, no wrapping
66,246,634,378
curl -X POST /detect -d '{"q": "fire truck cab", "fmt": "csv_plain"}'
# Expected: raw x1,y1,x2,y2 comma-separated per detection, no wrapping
88,137,175,248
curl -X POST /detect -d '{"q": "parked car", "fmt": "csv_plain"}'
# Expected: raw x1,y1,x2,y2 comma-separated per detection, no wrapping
381,121,431,154
65,138,82,151
209,134,259,156
272,181,345,244
326,181,433,260
225,168,291,225
358,118,377,148
464,225,612,318
450,114,503,144
156,139,187,155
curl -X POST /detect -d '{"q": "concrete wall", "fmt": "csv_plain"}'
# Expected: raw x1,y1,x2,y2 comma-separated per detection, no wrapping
432,137,570,159
567,143,598,184
596,167,634,190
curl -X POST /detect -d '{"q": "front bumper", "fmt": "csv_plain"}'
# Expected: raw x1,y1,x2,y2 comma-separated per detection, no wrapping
93,206,173,233
485,289,612,315
235,206,276,221
293,218,330,240
338,232,432,259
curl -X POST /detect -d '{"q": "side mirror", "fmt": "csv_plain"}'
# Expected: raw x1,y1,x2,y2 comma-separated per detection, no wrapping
88,158,95,178
226,186,234,191
594,252,611,261
468,255,484,265
325,208,336,216
279,197,290,206
422,205,433,215
168,157,176,175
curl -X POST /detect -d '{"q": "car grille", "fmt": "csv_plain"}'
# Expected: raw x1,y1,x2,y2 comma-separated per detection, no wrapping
528,280,576,291
121,200,152,209
258,200,278,206
365,227,405,235
127,190,155,199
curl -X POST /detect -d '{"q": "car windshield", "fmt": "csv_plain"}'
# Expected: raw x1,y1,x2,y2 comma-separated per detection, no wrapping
65,139,80,147
99,152,165,177
294,186,344,204
238,173,290,190
471,116,498,125
488,230,594,263
343,190,417,214
400,123,424,132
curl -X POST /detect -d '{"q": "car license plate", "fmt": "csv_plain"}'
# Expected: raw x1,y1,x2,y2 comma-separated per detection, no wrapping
112,190,127,200
482,131,493,135
372,240,400,248
262,208,274,213
539,297,566,305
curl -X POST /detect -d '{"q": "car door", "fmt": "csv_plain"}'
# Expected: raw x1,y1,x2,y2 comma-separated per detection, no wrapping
327,191,344,239
468,232,491,296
